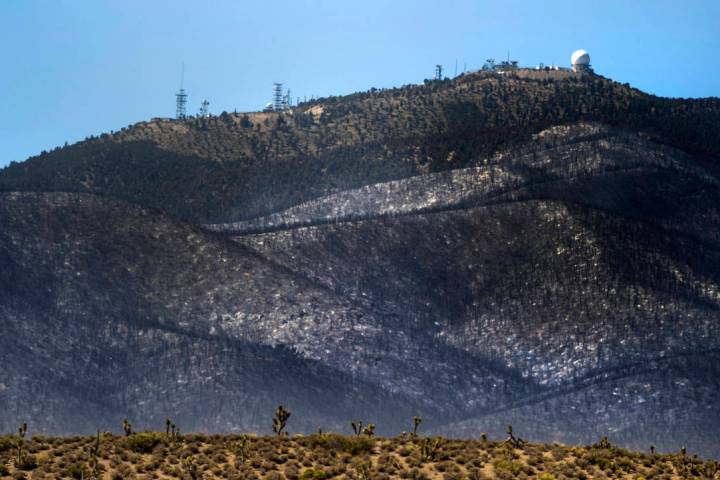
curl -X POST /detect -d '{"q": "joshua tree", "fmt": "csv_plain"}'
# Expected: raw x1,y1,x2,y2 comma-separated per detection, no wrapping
16,422,27,464
122,419,132,437
675,447,690,475
596,436,611,449
170,422,181,440
350,421,376,436
505,425,524,448
165,418,171,436
650,444,656,455
412,416,422,437
87,429,101,479
183,455,201,480
272,405,291,436
228,435,251,465
419,437,442,461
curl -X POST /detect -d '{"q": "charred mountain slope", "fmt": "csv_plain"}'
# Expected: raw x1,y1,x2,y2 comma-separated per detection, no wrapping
2,125,718,454
435,353,720,457
1,70,719,457
222,124,720,455
1,71,719,223
0,192,533,436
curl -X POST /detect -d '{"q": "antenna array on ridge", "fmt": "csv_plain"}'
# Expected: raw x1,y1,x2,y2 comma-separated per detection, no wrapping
273,83,284,112
199,99,209,117
175,64,188,120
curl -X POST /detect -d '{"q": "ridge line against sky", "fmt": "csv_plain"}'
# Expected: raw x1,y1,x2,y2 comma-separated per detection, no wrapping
1,0,719,168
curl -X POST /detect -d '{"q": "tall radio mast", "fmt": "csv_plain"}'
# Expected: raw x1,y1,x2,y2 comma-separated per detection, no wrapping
175,64,188,119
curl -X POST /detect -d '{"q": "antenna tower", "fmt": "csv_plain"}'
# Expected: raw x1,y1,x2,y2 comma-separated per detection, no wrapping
435,64,443,80
280,88,292,109
175,64,188,119
199,99,209,117
273,83,284,111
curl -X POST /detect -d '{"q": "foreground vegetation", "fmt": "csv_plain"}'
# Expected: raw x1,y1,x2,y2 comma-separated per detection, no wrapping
1,424,718,479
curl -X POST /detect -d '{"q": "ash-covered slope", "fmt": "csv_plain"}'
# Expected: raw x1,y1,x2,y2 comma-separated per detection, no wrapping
1,71,720,457
435,353,720,457
0,192,532,436
207,123,719,236
223,124,720,455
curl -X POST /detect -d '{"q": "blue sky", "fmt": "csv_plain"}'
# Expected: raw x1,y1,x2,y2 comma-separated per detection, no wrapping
1,0,719,168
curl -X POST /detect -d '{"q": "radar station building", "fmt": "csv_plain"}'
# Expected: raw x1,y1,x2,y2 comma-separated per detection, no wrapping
571,50,592,73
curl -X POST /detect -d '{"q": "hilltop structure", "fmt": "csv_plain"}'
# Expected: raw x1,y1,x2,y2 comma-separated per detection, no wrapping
479,49,594,75
571,49,592,72
264,83,293,112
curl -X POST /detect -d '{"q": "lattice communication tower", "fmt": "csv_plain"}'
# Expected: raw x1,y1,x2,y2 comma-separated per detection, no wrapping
273,83,284,111
175,64,188,119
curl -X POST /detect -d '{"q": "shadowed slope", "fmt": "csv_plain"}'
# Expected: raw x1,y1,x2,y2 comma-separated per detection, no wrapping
0,192,532,435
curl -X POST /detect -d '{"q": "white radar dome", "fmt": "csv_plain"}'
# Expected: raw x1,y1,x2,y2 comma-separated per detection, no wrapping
571,49,591,66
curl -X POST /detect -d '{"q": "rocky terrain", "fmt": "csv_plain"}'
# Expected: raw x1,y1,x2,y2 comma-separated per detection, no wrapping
1,70,719,457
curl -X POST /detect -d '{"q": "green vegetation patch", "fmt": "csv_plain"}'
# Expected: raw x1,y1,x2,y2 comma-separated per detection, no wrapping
306,433,374,455
0,436,15,453
299,467,329,479
124,431,163,453
492,458,524,475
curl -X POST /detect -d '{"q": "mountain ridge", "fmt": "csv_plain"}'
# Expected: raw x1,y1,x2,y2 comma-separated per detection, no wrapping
2,70,719,223
1,71,720,456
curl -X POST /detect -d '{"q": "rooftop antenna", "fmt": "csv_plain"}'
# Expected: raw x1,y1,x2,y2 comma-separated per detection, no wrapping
435,64,443,81
175,63,187,119
199,99,209,117
273,82,284,111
